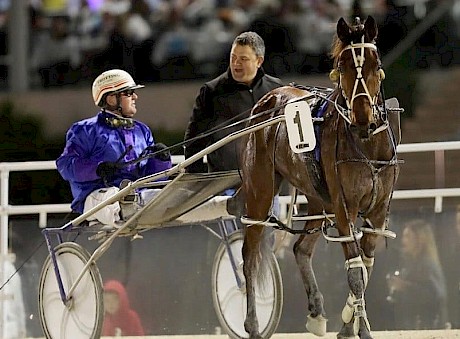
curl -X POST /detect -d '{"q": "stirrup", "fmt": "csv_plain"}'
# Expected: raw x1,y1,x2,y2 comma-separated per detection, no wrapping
322,222,363,243
361,226,396,239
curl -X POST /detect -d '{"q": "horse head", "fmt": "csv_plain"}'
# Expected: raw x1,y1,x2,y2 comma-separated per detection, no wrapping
330,16,385,139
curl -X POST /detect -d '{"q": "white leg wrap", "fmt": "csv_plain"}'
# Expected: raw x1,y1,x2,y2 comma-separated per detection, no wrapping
361,253,374,289
344,256,368,288
342,293,371,333
361,253,374,269
341,293,356,324
342,256,371,333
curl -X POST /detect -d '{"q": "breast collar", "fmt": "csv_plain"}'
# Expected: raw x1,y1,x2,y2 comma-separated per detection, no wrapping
102,111,135,129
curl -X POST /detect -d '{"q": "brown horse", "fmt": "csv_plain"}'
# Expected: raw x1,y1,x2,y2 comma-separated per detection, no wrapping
239,16,400,338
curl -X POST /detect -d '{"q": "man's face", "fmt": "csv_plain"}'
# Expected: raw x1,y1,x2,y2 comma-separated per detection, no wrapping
230,44,263,85
107,89,138,117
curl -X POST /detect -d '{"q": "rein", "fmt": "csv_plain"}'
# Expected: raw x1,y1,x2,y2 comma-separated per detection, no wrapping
119,92,320,169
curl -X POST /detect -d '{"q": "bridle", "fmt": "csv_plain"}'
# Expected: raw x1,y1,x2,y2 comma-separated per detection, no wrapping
331,35,387,134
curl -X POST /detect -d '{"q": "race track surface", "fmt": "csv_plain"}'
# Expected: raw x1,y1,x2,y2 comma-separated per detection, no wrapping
98,329,460,339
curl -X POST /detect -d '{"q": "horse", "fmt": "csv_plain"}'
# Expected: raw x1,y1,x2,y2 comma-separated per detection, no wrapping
239,16,400,339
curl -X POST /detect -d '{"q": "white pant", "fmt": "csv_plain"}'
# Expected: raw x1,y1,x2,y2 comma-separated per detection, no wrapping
84,187,121,226
83,187,160,225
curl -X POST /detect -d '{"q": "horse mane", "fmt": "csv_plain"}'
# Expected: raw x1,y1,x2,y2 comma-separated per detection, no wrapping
331,35,346,68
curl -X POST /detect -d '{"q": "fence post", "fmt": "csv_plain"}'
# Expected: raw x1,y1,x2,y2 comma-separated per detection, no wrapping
0,168,10,338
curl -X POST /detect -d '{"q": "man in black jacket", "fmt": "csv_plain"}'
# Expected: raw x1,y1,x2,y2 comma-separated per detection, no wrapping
184,31,283,174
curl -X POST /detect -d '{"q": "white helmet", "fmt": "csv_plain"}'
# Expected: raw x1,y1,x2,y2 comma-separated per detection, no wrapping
92,69,145,107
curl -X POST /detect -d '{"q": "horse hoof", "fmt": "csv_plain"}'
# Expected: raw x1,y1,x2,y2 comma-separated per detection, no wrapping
337,322,357,339
306,314,328,336
358,329,373,339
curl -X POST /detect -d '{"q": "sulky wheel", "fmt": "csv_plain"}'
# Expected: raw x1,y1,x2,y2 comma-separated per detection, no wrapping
211,230,283,338
38,242,104,339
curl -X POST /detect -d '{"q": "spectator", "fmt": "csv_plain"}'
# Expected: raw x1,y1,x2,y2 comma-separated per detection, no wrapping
150,3,194,80
56,69,172,226
29,13,81,87
245,0,296,77
285,0,341,73
387,218,449,330
374,0,409,56
93,0,135,75
122,0,157,81
183,31,283,174
3,255,26,339
71,0,106,80
103,279,145,336
0,1,8,88
440,204,460,328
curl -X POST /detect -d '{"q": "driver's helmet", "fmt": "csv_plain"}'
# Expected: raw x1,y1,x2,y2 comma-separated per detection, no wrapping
92,69,145,107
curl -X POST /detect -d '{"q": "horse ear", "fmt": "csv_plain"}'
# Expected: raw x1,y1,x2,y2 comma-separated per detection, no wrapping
337,17,351,43
364,15,378,42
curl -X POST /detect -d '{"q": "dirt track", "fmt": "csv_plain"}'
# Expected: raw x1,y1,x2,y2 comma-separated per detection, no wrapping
106,329,460,339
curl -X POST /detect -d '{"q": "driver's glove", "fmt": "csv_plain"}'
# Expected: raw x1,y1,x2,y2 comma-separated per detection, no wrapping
149,143,171,161
96,161,119,180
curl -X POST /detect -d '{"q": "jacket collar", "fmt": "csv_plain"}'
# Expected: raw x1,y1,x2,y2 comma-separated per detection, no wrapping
98,110,134,129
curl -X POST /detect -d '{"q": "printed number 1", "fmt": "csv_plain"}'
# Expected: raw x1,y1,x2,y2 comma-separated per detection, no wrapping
293,110,304,142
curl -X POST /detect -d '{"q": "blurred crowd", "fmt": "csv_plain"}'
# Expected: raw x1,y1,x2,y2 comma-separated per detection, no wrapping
0,0,457,88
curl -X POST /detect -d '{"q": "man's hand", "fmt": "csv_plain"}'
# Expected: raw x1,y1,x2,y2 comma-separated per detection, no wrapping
96,162,119,180
150,143,171,161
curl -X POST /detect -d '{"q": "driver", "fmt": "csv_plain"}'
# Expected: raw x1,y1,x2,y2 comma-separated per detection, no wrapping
56,69,172,226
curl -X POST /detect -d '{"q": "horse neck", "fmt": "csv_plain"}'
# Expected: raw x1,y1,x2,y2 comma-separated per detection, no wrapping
345,120,397,161
325,94,397,161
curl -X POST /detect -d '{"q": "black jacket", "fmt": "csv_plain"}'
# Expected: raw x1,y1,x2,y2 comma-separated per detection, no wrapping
184,68,283,173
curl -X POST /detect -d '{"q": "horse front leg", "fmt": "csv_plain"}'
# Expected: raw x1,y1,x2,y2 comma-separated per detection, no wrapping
242,224,264,339
293,222,327,336
347,211,393,339
336,214,373,339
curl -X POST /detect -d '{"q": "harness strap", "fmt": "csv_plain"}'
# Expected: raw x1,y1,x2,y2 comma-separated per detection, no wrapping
361,226,396,239
241,215,396,241
240,215,323,235
322,225,363,243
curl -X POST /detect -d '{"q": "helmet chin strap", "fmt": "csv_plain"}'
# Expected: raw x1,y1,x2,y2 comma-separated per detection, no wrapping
115,94,126,117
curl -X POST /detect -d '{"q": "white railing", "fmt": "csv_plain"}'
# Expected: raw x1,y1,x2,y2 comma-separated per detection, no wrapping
1,143,460,242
